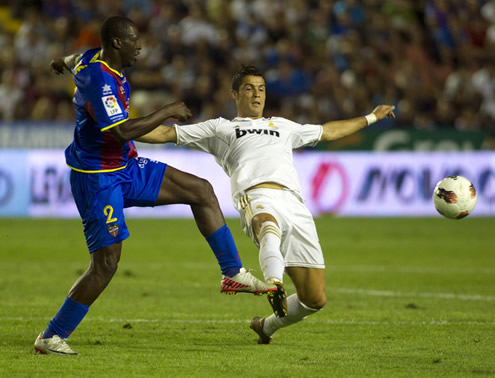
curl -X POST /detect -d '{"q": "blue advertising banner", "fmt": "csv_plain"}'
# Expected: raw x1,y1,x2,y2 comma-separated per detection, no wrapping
0,150,30,216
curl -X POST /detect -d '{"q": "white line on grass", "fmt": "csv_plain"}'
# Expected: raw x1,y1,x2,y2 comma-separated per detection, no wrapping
4,263,492,275
331,288,495,301
88,318,495,326
1,317,494,326
326,265,495,275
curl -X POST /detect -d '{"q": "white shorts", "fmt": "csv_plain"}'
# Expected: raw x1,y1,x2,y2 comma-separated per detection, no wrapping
235,188,325,269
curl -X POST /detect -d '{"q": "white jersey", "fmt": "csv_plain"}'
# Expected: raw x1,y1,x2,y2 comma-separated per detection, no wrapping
174,116,323,203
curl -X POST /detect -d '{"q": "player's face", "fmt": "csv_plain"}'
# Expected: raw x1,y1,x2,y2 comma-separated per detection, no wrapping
120,25,141,68
232,75,266,118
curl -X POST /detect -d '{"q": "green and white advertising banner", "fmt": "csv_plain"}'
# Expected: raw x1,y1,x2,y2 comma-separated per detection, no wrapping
317,129,489,151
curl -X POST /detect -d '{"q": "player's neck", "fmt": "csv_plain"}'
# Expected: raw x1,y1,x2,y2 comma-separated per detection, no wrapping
99,48,123,73
237,114,263,120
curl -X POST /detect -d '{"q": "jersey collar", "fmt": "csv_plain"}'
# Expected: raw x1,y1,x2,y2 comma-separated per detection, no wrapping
96,59,124,78
232,116,269,122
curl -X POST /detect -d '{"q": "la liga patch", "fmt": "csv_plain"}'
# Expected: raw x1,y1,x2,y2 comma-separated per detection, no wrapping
102,95,122,117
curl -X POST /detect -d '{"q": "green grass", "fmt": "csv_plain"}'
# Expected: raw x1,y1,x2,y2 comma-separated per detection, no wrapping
0,217,494,377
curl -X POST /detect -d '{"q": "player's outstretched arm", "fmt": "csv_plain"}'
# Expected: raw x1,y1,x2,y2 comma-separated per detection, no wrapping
49,53,82,75
111,101,191,143
319,105,395,142
135,126,177,144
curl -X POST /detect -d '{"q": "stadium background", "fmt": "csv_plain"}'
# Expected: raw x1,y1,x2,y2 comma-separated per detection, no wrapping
0,2,494,376
0,0,493,217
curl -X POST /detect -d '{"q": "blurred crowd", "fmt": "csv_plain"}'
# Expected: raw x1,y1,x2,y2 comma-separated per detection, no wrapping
1,0,495,132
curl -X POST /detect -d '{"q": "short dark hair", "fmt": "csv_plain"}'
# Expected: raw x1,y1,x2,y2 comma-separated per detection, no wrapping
232,65,264,91
100,16,135,47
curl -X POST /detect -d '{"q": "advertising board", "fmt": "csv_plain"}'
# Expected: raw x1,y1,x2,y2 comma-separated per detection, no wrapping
0,150,492,218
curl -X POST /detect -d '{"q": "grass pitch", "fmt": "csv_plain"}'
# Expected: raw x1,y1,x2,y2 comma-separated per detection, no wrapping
0,217,493,377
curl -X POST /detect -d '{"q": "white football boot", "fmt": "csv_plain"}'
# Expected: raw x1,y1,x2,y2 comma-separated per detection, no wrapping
221,268,277,295
34,333,79,355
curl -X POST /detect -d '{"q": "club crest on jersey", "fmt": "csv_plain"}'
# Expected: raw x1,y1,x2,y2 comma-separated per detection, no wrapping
136,157,149,168
102,95,122,116
107,223,119,237
235,128,280,139
102,84,112,95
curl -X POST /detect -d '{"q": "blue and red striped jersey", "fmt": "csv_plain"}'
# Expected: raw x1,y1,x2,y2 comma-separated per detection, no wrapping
65,48,138,173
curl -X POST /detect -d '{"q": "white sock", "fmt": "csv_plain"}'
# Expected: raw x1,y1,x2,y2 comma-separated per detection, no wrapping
262,294,320,337
258,221,284,282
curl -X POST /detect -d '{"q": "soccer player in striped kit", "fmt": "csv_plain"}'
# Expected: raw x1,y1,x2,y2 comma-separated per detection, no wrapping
34,18,275,355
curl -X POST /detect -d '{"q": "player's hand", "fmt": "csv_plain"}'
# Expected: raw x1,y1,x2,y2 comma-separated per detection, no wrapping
165,101,192,122
50,58,66,75
372,105,396,120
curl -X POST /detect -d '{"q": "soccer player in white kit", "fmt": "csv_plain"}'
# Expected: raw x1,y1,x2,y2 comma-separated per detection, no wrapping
141,65,395,344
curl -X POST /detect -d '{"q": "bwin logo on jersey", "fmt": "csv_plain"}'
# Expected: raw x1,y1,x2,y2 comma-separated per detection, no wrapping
235,128,280,139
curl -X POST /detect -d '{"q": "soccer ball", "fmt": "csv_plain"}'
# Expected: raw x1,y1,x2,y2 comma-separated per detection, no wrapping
433,176,477,219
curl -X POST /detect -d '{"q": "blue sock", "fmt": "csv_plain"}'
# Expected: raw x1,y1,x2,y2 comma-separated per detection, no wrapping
205,224,242,277
42,297,89,339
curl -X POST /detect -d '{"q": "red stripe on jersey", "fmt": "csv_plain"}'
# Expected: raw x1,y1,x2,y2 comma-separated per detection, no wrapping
99,63,123,86
84,97,125,170
84,101,97,121
100,131,126,170
128,141,138,159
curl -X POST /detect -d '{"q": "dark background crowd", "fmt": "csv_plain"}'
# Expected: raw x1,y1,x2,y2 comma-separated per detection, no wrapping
1,0,495,132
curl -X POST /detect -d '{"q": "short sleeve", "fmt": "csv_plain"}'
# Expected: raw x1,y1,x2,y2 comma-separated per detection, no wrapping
285,119,323,149
84,71,127,131
175,118,220,154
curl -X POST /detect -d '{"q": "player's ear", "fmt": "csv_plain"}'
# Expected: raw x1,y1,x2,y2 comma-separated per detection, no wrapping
231,89,238,101
112,37,122,50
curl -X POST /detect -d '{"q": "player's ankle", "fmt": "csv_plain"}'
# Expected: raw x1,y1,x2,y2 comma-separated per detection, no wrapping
223,266,241,277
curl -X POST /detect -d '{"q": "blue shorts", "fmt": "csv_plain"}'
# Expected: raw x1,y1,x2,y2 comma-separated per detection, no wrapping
70,157,167,252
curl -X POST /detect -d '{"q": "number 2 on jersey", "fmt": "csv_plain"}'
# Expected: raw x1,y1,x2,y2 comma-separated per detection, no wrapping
104,205,118,223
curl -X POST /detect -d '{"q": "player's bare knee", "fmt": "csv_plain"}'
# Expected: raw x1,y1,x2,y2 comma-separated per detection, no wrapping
252,213,278,239
91,258,118,283
196,178,216,205
90,249,120,283
104,254,120,275
299,293,327,310
315,295,327,309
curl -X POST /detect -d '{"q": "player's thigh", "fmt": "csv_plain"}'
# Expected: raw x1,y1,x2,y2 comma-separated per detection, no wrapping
281,195,325,268
122,157,166,207
251,212,279,243
286,267,326,309
155,165,216,205
70,170,129,252
238,189,282,245
86,185,128,252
